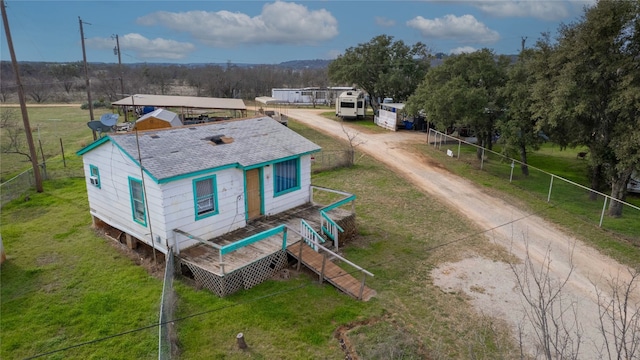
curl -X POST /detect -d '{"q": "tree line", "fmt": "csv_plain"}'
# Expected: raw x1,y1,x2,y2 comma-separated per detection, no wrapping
0,60,329,104
329,0,639,217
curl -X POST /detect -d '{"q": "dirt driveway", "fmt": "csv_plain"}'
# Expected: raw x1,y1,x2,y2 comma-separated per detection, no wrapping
287,108,638,358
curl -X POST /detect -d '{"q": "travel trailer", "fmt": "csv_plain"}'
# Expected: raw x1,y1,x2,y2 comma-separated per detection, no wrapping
335,91,366,119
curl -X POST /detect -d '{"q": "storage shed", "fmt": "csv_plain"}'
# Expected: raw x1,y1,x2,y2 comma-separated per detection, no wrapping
135,108,182,131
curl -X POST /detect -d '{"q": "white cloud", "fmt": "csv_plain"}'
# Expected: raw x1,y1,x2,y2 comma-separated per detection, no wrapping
375,16,396,27
407,14,499,43
86,33,195,60
450,46,478,55
469,0,570,21
137,1,338,47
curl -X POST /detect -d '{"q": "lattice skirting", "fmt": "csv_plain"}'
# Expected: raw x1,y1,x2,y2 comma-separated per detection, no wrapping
179,250,288,297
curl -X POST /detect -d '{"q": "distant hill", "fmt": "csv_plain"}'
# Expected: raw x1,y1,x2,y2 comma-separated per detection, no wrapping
277,59,332,69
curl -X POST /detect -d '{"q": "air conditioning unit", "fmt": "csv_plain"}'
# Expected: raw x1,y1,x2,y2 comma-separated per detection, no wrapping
89,176,99,186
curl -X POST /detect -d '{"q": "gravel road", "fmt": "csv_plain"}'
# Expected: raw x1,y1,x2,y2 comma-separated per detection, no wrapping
287,108,639,358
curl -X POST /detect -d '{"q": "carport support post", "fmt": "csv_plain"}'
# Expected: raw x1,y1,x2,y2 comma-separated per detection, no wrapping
547,175,554,202
599,197,608,227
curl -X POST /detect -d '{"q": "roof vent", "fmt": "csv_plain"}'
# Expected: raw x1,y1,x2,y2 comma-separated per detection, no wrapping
202,134,233,145
150,134,160,139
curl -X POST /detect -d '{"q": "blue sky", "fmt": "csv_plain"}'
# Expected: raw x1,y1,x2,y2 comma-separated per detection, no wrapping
1,0,593,65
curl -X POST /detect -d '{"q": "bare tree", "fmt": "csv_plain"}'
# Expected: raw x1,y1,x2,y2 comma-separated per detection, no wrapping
593,269,640,360
341,122,365,167
509,240,583,359
0,109,33,162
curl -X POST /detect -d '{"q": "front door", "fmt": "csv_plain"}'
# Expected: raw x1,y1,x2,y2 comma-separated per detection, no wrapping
245,168,262,220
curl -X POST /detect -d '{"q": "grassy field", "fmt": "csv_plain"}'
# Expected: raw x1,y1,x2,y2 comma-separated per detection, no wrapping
2,106,638,359
0,105,114,181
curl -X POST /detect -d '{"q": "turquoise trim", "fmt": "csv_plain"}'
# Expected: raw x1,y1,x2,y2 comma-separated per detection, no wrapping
321,210,344,233
89,164,101,189
321,194,356,212
76,136,110,155
220,225,285,255
158,163,238,184
128,176,147,227
243,150,318,171
273,158,301,197
193,175,219,221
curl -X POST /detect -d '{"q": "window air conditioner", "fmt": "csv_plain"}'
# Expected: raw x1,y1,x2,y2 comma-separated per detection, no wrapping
89,176,99,186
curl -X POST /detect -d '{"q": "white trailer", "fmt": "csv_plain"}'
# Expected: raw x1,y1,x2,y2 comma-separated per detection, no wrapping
335,90,365,119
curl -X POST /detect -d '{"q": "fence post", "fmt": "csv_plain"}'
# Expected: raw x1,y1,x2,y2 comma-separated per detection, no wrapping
599,196,608,227
427,128,430,144
480,148,485,170
509,160,515,183
457,139,461,159
547,175,554,202
320,253,326,283
60,138,66,168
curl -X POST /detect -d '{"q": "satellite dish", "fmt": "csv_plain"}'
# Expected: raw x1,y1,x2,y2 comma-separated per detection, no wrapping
87,121,113,137
100,113,119,126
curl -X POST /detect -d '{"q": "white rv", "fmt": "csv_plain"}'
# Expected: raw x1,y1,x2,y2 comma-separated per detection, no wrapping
628,170,640,194
336,91,366,119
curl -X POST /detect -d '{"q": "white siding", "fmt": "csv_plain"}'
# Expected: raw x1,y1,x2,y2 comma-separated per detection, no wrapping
82,143,168,253
82,142,315,253
161,168,247,251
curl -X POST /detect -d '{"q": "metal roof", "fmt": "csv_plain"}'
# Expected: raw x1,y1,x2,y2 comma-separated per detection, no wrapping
101,116,320,183
255,96,287,105
112,94,246,111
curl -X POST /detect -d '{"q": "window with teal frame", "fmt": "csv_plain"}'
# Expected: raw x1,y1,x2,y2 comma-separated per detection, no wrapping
128,177,147,226
274,158,300,196
193,175,218,220
89,165,100,188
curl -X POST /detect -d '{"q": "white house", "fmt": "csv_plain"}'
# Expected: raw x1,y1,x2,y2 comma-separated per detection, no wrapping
77,116,321,254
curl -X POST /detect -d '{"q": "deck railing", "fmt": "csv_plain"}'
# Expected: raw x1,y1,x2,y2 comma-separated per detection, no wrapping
301,219,324,251
286,225,374,300
320,210,343,250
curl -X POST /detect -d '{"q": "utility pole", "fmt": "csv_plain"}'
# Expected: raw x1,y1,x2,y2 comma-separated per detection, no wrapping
112,34,124,101
1,0,43,192
79,16,96,140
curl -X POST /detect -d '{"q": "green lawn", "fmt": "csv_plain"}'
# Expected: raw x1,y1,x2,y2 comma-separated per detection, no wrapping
2,107,638,359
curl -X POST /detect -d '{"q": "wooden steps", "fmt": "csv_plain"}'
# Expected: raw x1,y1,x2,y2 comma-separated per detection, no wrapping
287,242,376,301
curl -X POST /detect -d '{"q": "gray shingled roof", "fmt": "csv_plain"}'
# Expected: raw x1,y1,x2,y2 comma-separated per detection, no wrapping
107,116,320,182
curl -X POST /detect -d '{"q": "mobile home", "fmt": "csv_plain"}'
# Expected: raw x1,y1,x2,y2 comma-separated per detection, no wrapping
335,91,366,119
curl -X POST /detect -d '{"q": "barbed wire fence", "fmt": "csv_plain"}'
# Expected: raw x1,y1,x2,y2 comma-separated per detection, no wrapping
426,128,640,241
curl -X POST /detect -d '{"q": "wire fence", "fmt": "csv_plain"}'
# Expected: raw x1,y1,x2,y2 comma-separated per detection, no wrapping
0,158,84,207
159,249,178,360
426,129,640,242
311,149,353,172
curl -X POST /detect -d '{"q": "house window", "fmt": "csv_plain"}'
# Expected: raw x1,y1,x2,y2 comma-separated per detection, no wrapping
128,177,147,226
193,175,218,220
89,165,100,188
274,158,300,196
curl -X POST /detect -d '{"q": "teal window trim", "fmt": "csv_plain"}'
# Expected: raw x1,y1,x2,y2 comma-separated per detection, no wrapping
273,158,300,197
89,164,101,189
193,175,219,220
128,177,147,227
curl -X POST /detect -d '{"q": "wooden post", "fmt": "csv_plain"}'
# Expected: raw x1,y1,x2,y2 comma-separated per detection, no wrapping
359,273,366,300
60,138,66,167
125,233,137,249
236,332,248,350
320,253,326,283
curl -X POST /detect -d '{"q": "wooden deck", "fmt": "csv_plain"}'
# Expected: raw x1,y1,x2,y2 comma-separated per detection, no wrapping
286,242,376,301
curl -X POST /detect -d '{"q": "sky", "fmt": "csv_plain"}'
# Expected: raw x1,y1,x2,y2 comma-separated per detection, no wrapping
1,0,595,65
